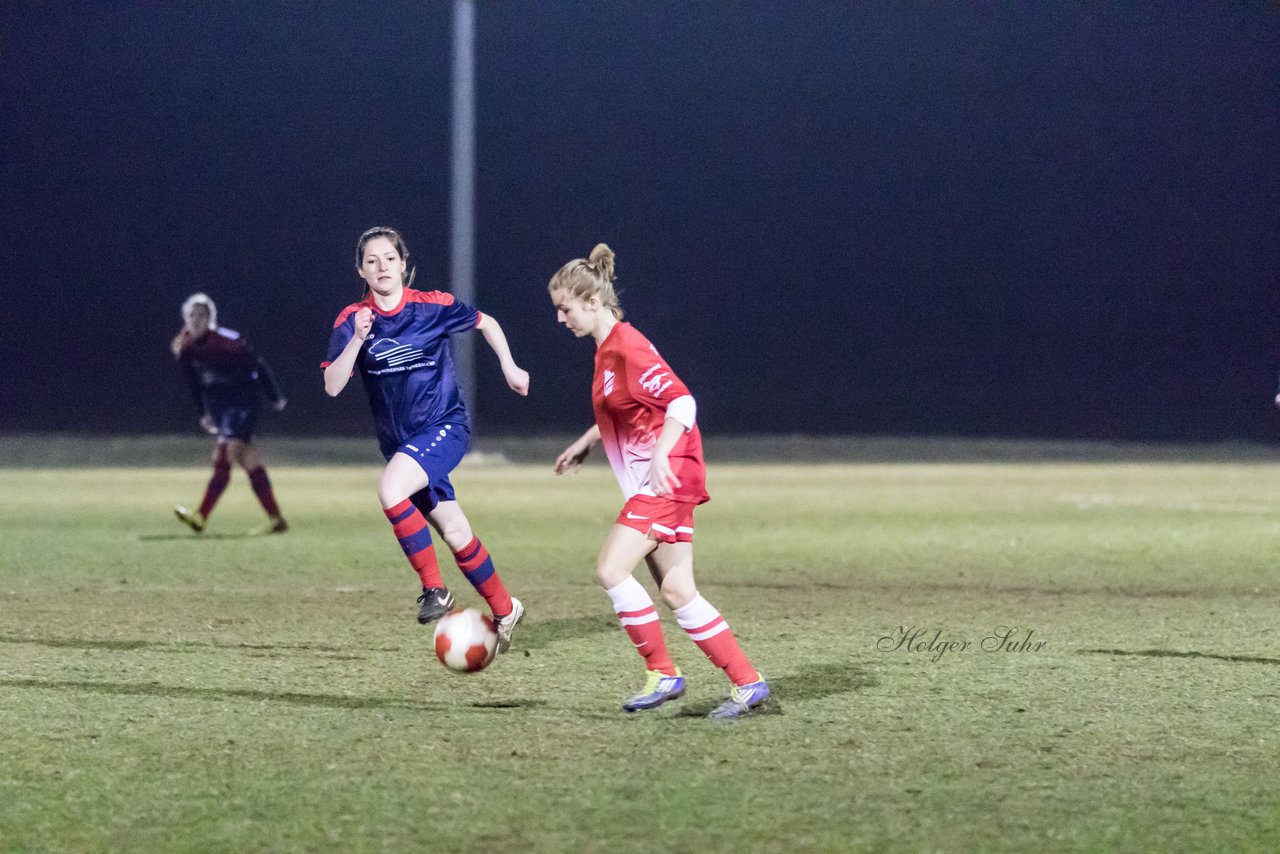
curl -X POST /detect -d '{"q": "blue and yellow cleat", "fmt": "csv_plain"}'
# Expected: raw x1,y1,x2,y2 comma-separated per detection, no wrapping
622,668,686,712
709,678,770,720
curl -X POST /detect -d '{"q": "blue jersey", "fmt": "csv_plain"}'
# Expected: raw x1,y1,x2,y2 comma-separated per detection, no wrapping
323,288,480,455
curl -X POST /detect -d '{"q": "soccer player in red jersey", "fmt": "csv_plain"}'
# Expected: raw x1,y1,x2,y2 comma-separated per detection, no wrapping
172,293,288,535
549,244,770,719
323,227,527,651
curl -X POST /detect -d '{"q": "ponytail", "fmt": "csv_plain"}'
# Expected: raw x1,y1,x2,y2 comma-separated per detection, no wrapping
548,243,623,319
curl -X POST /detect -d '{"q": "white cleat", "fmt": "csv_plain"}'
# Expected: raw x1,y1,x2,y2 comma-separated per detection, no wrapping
493,596,524,654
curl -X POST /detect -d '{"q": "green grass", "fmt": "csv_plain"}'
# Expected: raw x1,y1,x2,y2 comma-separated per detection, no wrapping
2,451,1280,851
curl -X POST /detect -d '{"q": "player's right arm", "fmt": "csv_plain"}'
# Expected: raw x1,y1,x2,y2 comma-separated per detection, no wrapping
554,424,601,475
323,307,373,397
175,344,208,418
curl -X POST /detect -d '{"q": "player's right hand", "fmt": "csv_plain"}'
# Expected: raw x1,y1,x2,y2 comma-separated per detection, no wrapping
554,443,589,475
354,307,374,340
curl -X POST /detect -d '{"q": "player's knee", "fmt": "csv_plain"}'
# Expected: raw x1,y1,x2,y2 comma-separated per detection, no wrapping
595,562,629,590
659,576,696,610
438,519,473,551
377,472,416,509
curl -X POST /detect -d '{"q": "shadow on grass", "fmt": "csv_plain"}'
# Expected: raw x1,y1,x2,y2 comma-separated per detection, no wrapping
138,532,257,541
672,661,876,718
715,577,1234,599
1,615,621,657
0,635,401,654
517,614,618,651
0,677,546,712
1076,648,1280,665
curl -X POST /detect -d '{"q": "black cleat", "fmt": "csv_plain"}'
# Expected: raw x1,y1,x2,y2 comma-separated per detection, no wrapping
416,587,455,624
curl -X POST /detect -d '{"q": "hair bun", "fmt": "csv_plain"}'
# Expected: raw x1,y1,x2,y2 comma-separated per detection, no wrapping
587,243,615,282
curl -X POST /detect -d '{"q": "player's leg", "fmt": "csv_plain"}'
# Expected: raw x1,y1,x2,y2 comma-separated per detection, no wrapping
236,438,287,533
175,437,231,532
378,452,450,622
648,535,769,720
598,524,684,711
427,499,523,652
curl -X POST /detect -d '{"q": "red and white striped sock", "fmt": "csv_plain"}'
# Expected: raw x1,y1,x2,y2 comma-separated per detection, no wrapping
675,594,760,687
606,577,676,676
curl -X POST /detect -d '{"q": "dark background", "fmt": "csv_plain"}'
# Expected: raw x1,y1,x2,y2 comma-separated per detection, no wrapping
3,3,1277,441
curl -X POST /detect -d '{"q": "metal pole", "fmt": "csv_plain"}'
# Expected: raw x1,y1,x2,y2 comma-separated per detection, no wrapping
451,0,477,428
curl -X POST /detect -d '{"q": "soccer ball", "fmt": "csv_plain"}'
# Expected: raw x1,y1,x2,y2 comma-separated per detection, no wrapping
433,608,498,673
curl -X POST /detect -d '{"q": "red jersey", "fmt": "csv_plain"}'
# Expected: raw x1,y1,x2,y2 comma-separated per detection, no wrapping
592,322,709,504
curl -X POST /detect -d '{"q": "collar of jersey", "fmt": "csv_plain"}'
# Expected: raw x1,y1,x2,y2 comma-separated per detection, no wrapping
598,321,628,349
367,288,409,317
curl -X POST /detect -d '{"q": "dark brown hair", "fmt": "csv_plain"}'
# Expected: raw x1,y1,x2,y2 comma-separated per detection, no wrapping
355,226,416,297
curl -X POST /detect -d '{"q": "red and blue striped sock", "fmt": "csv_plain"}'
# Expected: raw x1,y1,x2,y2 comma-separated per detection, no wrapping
452,537,513,617
198,444,232,518
384,499,443,588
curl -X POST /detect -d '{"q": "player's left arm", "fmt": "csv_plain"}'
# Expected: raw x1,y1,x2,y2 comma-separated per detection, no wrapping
624,340,695,496
475,313,529,396
254,356,287,412
650,396,696,496
240,338,286,411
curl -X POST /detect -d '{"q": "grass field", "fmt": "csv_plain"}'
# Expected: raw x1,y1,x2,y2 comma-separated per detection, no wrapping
2,439,1280,851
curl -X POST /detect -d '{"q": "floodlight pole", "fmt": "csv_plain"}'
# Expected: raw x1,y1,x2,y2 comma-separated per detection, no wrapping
451,0,477,428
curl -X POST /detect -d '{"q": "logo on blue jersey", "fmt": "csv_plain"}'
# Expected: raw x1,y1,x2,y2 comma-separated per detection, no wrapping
367,338,434,375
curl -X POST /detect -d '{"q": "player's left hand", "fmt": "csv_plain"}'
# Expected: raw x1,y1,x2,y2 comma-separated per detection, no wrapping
273,398,288,413
199,414,218,435
504,365,530,396
650,454,681,496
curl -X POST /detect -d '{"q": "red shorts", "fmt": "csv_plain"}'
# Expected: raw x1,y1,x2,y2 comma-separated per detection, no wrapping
615,494,697,543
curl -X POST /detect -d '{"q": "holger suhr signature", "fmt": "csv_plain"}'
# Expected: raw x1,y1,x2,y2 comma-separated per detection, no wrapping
877,626,1048,662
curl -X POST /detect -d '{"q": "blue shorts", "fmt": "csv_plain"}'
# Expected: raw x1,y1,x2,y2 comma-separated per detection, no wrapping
387,423,471,512
210,403,259,441
206,386,261,442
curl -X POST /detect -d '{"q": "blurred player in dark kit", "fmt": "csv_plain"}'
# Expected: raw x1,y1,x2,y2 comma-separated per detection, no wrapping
323,227,527,651
171,293,288,534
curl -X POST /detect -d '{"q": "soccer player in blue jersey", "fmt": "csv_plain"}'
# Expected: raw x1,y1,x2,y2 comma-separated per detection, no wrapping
323,226,528,651
172,293,289,535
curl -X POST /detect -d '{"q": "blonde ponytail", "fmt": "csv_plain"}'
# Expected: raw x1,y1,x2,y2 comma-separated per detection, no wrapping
548,243,624,319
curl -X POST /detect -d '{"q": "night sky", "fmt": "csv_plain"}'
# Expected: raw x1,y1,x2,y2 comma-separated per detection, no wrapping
3,4,1278,441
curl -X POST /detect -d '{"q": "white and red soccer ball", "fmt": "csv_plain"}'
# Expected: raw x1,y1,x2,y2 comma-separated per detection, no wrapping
433,608,498,673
